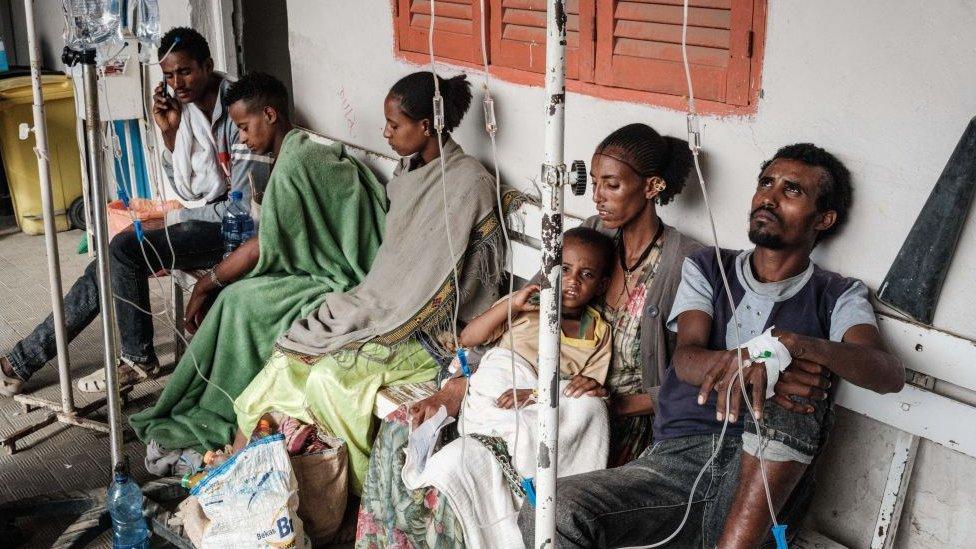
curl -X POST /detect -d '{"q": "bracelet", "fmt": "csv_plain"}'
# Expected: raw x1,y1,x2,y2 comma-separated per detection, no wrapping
209,268,225,289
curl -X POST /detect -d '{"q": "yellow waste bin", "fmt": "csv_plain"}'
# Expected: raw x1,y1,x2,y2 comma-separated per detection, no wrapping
0,74,84,235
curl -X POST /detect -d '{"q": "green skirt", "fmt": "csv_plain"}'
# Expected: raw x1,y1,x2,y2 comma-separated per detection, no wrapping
234,339,439,494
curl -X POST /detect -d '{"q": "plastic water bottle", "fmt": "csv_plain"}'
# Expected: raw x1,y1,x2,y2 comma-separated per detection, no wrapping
106,469,150,549
63,0,122,52
0,38,9,72
135,0,161,49
222,190,255,257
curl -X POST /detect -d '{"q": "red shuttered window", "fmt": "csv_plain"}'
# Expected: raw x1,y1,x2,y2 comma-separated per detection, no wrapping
395,0,486,64
595,0,756,105
392,0,765,112
489,0,595,81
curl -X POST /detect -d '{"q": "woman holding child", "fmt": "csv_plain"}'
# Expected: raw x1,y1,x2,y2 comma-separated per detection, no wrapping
357,123,703,547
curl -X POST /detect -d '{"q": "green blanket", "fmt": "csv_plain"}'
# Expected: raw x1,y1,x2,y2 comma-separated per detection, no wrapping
130,130,387,451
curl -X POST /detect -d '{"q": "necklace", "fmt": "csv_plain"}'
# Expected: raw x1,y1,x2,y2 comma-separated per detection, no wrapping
617,222,664,274
611,223,664,306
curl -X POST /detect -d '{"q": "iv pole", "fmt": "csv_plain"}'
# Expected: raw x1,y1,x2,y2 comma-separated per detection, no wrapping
21,0,73,415
80,51,126,470
0,0,127,457
535,0,568,546
0,3,145,546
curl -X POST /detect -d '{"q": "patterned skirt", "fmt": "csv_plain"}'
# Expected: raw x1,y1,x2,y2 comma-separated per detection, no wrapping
356,407,465,548
356,405,653,547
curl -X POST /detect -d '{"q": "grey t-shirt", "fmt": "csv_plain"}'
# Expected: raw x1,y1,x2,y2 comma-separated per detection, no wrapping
667,250,877,346
652,248,877,441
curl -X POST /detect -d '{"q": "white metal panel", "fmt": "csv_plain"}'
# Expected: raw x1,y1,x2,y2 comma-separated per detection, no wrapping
877,315,976,392
835,382,976,458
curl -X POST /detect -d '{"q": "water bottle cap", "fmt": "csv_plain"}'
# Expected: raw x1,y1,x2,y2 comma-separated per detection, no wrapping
113,471,127,483
229,190,243,201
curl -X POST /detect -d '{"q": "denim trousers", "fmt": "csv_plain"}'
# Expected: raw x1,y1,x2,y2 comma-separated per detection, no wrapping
518,433,743,548
517,403,828,548
7,221,223,380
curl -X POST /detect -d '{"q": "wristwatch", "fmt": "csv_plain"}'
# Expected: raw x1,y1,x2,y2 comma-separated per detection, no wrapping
208,268,225,289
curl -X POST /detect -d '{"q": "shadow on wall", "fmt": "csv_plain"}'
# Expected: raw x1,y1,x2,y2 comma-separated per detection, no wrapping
235,0,293,111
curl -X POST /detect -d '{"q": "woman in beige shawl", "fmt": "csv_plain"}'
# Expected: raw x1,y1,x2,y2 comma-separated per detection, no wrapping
234,72,507,493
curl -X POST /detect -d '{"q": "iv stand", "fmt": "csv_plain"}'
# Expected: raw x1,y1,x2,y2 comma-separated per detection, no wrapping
0,3,145,548
0,0,130,457
534,0,568,547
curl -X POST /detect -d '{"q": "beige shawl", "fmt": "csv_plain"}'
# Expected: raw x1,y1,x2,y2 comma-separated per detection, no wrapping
276,138,505,358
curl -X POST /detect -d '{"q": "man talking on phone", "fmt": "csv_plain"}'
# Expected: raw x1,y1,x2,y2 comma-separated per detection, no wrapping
0,27,271,397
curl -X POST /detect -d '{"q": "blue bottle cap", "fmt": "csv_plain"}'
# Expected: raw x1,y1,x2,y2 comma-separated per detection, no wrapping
229,190,243,201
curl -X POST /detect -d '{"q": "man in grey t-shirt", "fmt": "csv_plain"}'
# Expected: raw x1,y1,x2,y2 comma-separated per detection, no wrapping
519,144,905,548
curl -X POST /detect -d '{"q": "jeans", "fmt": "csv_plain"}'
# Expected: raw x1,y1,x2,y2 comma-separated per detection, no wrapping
517,401,829,547
6,221,223,380
518,434,743,548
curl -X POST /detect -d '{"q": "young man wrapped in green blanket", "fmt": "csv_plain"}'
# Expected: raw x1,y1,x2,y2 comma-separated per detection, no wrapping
130,73,389,451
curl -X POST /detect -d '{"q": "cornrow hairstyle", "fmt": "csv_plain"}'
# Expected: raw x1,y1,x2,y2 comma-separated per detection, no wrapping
388,71,473,133
159,27,211,64
224,72,290,120
564,226,616,278
760,143,853,243
595,123,693,205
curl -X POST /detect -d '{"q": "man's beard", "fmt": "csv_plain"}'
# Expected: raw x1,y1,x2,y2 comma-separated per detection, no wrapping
748,226,786,249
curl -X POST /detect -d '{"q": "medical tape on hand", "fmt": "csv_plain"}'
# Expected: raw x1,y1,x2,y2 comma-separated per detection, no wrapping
741,327,792,400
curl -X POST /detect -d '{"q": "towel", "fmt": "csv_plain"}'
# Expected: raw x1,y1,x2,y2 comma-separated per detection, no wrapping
170,101,225,203
403,348,609,548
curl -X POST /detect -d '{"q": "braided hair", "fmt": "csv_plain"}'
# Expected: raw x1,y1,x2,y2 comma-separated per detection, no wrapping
595,123,693,205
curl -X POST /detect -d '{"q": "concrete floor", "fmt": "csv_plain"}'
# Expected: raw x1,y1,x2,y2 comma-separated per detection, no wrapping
0,229,356,548
0,229,178,548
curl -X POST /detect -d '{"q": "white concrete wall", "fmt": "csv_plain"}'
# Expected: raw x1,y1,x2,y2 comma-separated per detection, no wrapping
284,1,976,547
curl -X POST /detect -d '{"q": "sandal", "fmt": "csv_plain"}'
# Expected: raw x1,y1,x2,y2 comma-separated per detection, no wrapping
0,357,24,397
76,358,160,393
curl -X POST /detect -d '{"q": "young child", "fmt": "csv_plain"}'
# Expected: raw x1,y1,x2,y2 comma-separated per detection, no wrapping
452,226,616,465
458,226,615,407
402,228,617,547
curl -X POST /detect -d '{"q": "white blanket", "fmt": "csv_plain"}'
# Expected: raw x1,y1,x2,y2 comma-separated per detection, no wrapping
403,348,609,548
170,101,224,203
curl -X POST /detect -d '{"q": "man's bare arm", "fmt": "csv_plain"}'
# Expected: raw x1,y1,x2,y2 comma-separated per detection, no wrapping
778,325,904,394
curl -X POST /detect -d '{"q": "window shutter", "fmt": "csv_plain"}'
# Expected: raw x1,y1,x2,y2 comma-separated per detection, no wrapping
396,0,486,64
595,0,757,105
489,0,595,81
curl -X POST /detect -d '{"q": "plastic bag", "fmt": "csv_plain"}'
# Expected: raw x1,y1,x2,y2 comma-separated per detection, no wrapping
107,198,182,240
191,434,309,549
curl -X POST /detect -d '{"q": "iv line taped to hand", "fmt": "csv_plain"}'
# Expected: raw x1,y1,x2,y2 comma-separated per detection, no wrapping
742,327,793,400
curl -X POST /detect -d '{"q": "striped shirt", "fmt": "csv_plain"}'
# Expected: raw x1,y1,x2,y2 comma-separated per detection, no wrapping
162,75,273,224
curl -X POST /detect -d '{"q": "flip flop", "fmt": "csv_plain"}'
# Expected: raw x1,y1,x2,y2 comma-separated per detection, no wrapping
76,359,160,393
0,358,24,398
